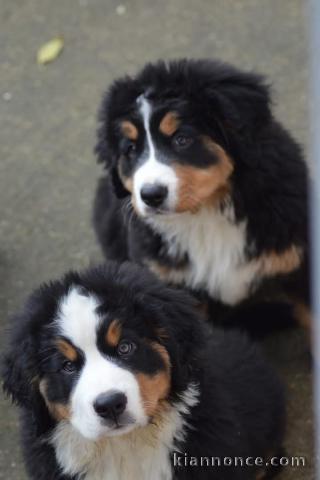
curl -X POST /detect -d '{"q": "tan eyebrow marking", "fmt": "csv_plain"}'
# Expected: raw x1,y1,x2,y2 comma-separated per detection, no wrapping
106,319,122,347
159,112,180,136
56,339,78,362
120,120,139,141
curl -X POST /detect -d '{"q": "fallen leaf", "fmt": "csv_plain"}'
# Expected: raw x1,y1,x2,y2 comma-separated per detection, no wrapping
116,5,126,15
37,37,64,65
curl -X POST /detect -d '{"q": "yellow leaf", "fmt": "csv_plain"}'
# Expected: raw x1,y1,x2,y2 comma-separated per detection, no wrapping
37,37,64,65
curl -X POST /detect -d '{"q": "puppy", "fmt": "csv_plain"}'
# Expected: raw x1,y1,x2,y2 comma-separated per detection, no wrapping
3,262,285,479
93,59,310,330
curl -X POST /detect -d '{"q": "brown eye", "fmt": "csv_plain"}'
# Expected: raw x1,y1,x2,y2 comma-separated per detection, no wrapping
125,142,136,156
173,134,193,149
62,361,76,373
117,340,136,357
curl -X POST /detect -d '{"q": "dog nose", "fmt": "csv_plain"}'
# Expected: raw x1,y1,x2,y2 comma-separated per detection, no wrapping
93,391,127,419
140,183,168,208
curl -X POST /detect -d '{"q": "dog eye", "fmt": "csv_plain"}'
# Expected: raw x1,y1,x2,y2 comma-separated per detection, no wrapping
124,142,136,156
173,134,194,149
62,361,76,373
117,340,136,357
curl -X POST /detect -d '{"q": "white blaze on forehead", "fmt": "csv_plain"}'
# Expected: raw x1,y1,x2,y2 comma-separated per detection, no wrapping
137,95,156,165
57,287,100,350
134,95,178,214
56,288,148,441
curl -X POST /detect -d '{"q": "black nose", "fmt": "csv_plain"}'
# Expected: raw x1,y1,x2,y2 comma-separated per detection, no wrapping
93,391,127,420
140,183,168,208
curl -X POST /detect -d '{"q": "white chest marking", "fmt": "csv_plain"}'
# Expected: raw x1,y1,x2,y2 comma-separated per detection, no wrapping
148,205,259,305
50,384,199,480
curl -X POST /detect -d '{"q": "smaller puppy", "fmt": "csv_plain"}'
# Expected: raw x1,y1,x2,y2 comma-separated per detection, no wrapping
3,262,285,480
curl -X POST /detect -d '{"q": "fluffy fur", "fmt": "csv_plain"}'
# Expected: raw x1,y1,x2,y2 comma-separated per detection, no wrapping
93,59,310,329
3,262,285,479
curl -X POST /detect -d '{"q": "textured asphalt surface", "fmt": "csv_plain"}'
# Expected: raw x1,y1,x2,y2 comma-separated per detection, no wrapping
0,1,312,479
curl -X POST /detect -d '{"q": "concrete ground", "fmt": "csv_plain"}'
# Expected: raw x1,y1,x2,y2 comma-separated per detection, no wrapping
0,0,312,478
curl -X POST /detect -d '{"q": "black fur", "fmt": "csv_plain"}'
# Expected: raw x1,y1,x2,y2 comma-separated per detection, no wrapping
3,262,285,479
93,58,309,314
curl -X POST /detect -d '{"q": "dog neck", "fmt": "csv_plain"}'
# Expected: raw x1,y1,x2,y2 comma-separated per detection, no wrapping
49,383,199,480
146,202,256,305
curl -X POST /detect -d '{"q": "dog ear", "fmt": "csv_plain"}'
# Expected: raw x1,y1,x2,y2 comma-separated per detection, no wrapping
2,323,38,408
204,71,272,136
163,301,206,394
2,288,51,409
95,84,134,199
2,339,53,436
2,306,55,435
95,129,129,199
143,286,205,386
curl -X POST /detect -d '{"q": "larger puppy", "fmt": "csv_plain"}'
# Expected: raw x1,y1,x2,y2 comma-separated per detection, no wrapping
3,262,285,479
94,59,309,326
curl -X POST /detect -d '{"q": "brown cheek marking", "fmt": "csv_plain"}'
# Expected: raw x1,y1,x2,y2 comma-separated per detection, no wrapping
56,339,78,362
118,160,137,207
123,177,133,193
174,138,233,213
159,112,180,136
136,342,171,417
258,245,302,277
118,163,133,193
106,319,122,347
136,371,170,417
39,379,71,421
120,120,138,141
48,403,71,421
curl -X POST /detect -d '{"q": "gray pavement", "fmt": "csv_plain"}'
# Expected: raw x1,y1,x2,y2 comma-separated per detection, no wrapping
0,0,312,478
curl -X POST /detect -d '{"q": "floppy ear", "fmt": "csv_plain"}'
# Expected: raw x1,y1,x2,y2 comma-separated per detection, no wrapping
95,124,129,199
205,72,272,136
2,323,38,408
2,325,54,436
95,81,137,199
143,286,205,387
